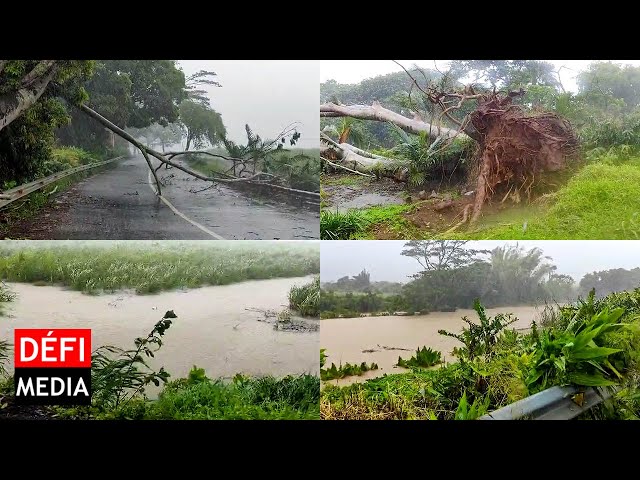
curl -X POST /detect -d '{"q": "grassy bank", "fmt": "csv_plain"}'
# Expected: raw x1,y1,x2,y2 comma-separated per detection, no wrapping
322,155,640,240
321,290,640,420
0,241,320,294
455,159,640,239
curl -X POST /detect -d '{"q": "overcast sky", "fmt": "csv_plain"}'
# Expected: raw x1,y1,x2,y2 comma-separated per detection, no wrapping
321,241,640,284
320,60,640,93
178,60,319,148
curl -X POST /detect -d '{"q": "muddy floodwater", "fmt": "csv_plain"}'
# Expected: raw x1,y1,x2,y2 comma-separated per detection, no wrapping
1,276,318,395
321,305,542,386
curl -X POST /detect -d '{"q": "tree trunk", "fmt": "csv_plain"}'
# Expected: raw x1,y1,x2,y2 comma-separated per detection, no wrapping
186,134,191,151
321,133,407,181
0,63,59,133
321,101,475,141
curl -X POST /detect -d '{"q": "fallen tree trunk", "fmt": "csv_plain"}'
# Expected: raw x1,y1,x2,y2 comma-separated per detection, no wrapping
320,133,407,181
321,101,470,141
75,102,293,194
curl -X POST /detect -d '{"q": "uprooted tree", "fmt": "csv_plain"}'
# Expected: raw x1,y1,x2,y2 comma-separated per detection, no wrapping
321,63,579,225
0,60,304,196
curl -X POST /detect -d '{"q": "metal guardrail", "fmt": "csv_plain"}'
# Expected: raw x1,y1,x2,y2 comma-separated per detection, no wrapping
479,385,615,420
0,156,123,210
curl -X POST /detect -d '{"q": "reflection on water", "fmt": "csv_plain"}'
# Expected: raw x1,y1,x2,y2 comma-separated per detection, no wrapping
1,276,319,396
320,305,542,387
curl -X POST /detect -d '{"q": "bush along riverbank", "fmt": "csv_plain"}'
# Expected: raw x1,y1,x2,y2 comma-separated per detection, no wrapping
321,289,640,420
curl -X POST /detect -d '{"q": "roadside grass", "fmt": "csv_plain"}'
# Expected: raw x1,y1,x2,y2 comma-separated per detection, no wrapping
0,158,120,238
288,276,320,317
321,290,640,420
0,241,320,294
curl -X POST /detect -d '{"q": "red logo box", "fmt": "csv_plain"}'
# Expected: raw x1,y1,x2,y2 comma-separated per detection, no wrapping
14,329,91,368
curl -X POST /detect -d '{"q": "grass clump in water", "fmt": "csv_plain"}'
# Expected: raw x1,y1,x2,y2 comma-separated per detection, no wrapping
288,276,319,316
397,346,442,369
321,360,379,381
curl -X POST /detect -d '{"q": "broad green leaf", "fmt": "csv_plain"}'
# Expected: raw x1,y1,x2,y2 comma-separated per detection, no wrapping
570,347,622,360
568,372,617,387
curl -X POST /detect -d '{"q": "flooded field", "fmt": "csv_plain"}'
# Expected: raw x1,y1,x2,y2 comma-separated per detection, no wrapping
1,276,319,394
321,305,542,386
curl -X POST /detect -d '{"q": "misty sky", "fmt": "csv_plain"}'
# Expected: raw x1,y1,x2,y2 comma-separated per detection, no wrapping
321,241,640,284
320,60,640,93
178,61,319,148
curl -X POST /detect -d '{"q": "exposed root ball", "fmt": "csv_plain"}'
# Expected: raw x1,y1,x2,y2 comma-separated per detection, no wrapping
468,92,579,223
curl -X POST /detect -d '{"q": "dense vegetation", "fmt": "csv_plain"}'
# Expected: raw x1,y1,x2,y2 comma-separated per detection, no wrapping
0,241,320,294
321,290,640,420
321,61,640,240
0,311,319,420
321,241,577,318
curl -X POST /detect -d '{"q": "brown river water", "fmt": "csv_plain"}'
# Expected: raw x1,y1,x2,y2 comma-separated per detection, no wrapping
321,305,543,386
1,276,319,395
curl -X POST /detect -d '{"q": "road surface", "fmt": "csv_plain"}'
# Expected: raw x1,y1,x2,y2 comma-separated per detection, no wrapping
5,155,319,240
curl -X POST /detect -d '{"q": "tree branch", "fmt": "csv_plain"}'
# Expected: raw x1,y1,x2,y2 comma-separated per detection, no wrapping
320,101,467,141
0,63,60,133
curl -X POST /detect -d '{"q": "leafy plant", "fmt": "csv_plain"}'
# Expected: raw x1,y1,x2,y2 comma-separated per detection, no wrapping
320,349,327,368
90,310,176,410
397,346,442,368
526,307,627,390
321,361,379,381
439,299,517,360
454,392,490,420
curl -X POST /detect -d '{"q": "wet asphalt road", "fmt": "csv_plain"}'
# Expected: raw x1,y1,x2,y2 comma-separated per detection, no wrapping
31,155,319,240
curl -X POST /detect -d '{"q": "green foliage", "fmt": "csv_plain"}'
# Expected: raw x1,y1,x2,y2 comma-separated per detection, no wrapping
146,374,319,420
439,300,518,360
0,241,320,294
388,127,475,187
464,159,640,239
262,149,320,191
320,349,327,368
91,312,174,409
454,391,490,420
178,100,226,150
397,346,442,368
321,209,370,240
288,276,319,317
526,307,626,391
0,340,11,377
321,361,379,381
322,290,640,420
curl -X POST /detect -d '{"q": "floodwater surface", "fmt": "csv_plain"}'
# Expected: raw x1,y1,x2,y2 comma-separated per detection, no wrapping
1,276,319,394
321,305,541,386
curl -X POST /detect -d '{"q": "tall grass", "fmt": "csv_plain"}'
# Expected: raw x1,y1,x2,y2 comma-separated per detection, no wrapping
288,276,320,316
321,210,369,240
0,241,320,294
